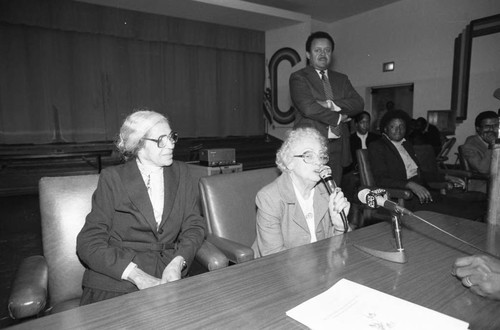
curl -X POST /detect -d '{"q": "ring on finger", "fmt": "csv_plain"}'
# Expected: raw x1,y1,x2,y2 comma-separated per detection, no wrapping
463,276,473,287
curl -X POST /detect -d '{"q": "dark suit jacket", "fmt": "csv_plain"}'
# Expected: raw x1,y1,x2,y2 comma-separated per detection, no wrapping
290,65,364,167
349,132,381,168
367,135,443,189
77,160,206,293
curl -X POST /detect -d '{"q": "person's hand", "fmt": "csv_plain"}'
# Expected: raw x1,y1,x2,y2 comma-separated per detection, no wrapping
328,188,350,231
405,181,432,204
126,266,161,290
452,255,500,300
445,175,466,190
161,256,185,284
483,132,497,146
340,114,351,122
316,100,330,109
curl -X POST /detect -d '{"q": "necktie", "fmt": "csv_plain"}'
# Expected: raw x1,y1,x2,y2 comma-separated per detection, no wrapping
320,70,341,137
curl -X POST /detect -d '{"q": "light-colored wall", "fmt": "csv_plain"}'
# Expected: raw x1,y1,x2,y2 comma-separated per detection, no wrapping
329,0,500,160
265,0,500,163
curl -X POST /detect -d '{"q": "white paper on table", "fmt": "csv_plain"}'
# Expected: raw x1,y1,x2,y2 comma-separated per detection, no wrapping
286,278,469,330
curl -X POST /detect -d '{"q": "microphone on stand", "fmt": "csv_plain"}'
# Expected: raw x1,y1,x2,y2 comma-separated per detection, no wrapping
319,166,349,233
357,188,497,258
357,188,413,216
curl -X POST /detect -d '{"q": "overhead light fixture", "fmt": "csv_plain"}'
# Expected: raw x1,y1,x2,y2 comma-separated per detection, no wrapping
383,62,395,72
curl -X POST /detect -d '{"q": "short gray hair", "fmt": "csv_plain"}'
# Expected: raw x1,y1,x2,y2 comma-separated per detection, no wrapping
116,110,169,161
275,127,327,172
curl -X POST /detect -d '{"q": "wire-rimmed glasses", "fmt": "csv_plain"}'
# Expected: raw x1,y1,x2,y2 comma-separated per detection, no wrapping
293,150,329,165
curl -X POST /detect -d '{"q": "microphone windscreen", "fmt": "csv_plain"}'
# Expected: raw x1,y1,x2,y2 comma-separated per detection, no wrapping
494,88,500,100
357,189,370,204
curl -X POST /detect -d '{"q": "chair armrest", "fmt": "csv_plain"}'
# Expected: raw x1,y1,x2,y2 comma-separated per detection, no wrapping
8,255,48,320
441,168,489,181
206,234,254,264
195,240,229,271
385,188,412,200
469,172,489,181
441,169,473,178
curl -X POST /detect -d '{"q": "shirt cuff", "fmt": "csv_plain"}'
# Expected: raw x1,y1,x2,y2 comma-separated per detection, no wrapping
121,262,137,280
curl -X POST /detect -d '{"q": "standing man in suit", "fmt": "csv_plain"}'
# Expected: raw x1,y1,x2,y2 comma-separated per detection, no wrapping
462,111,499,174
290,31,364,186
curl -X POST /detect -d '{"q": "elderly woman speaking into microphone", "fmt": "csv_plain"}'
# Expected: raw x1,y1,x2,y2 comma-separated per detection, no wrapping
77,110,205,305
252,127,351,258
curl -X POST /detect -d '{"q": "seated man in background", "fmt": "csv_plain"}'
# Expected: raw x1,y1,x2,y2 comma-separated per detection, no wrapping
367,110,481,219
347,111,380,172
252,127,351,257
452,254,500,300
342,111,380,206
461,111,499,174
408,117,442,156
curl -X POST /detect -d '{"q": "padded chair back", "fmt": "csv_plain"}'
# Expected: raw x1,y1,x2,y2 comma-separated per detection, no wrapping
199,167,280,247
356,149,376,187
39,174,99,308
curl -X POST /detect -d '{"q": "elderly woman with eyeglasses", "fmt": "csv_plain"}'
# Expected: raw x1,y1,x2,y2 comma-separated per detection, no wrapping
252,127,351,258
77,110,205,305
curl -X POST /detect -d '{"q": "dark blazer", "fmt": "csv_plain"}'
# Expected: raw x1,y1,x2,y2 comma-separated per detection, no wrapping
77,160,206,293
367,135,443,189
290,65,364,167
349,132,381,168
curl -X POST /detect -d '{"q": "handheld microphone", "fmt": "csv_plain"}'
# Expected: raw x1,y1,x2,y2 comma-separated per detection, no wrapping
357,188,413,216
319,166,349,233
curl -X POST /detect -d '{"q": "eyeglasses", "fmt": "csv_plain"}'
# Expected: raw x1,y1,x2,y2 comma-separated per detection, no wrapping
293,151,329,165
143,131,179,148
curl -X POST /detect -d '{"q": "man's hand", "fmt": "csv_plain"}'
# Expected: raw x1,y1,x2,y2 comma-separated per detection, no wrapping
452,255,500,300
444,175,466,190
405,181,432,204
340,114,351,122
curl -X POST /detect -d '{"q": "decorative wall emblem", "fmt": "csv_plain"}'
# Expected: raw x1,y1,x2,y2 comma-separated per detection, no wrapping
266,47,301,125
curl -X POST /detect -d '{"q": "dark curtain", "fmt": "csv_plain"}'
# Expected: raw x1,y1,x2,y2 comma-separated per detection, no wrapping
0,0,265,144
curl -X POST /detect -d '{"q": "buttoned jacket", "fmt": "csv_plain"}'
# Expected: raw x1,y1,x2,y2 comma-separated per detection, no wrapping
252,172,337,258
77,160,205,292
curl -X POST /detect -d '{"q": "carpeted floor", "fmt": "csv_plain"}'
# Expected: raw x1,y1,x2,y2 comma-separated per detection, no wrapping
0,194,42,329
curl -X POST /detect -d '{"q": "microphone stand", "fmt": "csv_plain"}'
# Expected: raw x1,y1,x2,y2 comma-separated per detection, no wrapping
354,209,408,264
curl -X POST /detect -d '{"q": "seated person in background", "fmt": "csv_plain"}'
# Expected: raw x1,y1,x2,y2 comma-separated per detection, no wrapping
252,127,351,258
77,110,205,305
347,111,380,172
461,111,499,174
452,255,500,300
409,117,442,156
368,110,467,214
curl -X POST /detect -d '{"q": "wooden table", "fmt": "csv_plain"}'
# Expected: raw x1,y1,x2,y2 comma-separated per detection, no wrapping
10,211,500,329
